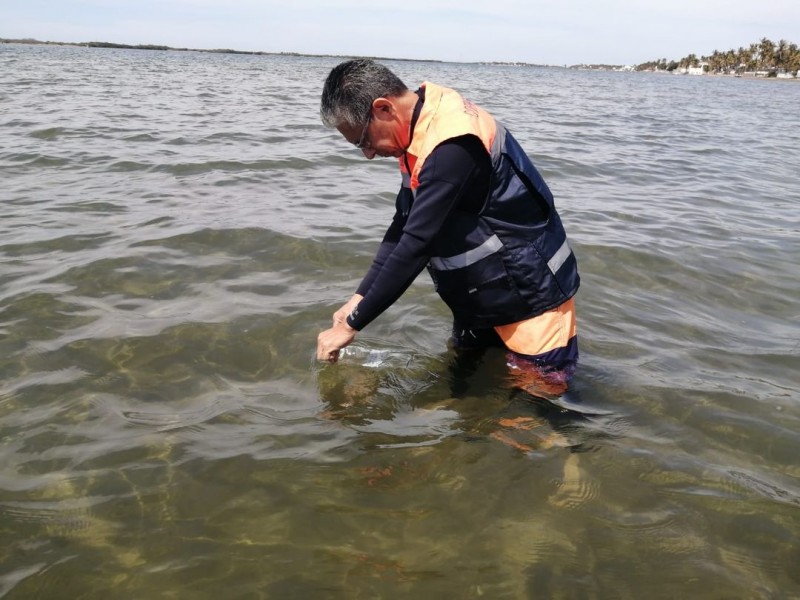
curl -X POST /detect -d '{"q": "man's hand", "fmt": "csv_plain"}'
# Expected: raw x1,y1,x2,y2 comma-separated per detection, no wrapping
332,294,363,326
317,321,357,362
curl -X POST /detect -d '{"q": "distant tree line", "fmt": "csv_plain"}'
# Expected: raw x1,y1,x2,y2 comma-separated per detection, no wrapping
637,38,800,75
0,37,442,63
0,38,285,55
86,42,171,51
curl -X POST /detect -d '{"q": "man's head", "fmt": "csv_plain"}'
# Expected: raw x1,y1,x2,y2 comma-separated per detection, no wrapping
320,59,413,159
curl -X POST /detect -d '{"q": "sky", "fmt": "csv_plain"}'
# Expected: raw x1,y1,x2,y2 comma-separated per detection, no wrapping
1,0,798,66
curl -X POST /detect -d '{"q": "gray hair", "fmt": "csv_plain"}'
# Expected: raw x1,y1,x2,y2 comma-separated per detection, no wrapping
320,59,408,130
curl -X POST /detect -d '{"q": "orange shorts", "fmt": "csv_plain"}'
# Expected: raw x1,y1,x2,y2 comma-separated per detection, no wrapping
494,298,577,359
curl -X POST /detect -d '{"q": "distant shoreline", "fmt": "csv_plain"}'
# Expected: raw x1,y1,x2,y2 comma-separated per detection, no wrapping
0,37,451,64
2,38,553,67
5,37,797,78
1,37,579,69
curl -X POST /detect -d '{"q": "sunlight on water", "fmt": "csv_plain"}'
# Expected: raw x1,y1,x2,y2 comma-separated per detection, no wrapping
1,43,799,598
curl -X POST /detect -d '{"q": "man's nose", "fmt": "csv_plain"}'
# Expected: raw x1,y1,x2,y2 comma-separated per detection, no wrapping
362,148,377,160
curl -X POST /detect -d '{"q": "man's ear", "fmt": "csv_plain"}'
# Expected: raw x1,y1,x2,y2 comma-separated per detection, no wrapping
372,97,395,118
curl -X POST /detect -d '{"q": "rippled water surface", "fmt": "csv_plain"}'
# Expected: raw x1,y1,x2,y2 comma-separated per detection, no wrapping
1,44,799,598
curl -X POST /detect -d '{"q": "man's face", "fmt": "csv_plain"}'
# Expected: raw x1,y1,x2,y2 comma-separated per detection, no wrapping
337,101,406,160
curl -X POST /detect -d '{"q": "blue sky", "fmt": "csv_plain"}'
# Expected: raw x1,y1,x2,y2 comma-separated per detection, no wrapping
2,0,798,65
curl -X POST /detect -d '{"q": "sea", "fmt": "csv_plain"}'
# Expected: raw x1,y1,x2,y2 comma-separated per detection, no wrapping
1,43,799,598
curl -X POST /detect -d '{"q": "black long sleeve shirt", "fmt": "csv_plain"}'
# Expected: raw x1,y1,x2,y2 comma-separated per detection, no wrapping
346,134,491,330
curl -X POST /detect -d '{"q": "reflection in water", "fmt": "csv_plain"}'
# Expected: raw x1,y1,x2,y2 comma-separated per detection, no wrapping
312,339,615,597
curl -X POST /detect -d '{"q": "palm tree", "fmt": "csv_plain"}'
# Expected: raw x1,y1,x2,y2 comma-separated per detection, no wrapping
680,53,699,69
748,43,760,71
736,47,748,72
759,37,775,70
708,50,721,72
775,39,790,70
635,37,798,76
724,50,735,72
787,43,800,75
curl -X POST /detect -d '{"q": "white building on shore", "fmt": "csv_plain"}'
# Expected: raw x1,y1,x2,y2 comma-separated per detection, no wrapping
687,61,708,75
673,61,708,75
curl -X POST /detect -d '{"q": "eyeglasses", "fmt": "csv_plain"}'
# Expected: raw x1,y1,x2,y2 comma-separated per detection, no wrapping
353,109,373,150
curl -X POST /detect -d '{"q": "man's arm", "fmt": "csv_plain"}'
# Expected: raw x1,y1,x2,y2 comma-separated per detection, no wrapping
345,135,491,331
317,135,491,361
354,200,406,297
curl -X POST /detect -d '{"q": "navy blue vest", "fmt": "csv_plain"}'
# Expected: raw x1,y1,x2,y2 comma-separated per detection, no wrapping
424,123,580,328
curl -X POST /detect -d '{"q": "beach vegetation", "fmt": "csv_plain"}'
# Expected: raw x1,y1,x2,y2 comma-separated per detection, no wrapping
637,37,800,77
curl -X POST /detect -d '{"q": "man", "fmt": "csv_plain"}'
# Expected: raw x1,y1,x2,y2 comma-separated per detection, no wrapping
316,59,580,387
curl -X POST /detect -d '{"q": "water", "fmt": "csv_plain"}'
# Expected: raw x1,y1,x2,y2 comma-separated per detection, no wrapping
1,43,799,598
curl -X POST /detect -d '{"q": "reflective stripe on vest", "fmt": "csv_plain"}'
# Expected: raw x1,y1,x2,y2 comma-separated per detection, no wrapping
547,239,572,275
431,235,574,277
429,234,503,271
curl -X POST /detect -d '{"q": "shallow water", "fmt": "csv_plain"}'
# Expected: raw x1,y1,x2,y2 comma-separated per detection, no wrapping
1,44,799,598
